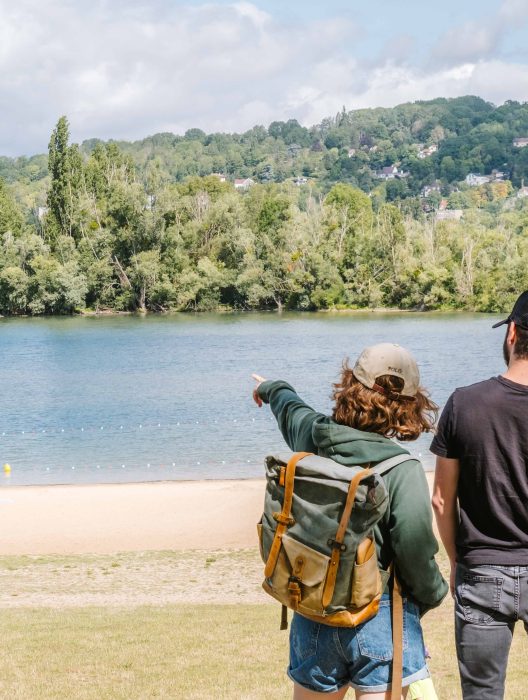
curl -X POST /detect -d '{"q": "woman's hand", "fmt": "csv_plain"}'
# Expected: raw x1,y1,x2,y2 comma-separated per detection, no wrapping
252,373,266,407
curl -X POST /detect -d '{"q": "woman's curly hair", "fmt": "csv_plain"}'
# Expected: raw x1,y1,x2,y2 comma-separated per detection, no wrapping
332,361,438,441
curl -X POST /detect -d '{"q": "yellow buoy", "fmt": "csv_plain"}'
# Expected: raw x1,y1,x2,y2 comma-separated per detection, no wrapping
3,463,11,474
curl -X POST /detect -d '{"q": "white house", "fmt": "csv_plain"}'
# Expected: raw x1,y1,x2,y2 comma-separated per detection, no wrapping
293,177,308,186
421,183,442,198
377,165,409,180
513,138,528,148
418,144,438,159
234,178,254,190
211,173,227,182
466,173,491,187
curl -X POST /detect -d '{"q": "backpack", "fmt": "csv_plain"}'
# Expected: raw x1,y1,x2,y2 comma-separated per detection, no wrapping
258,450,411,700
258,451,410,627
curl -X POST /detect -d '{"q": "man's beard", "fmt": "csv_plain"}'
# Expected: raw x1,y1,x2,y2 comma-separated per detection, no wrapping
503,328,511,366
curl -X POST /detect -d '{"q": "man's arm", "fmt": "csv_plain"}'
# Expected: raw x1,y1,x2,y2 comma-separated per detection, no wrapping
431,456,460,595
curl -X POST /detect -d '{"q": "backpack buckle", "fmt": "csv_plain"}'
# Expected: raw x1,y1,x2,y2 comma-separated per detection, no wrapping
327,538,347,552
273,512,296,526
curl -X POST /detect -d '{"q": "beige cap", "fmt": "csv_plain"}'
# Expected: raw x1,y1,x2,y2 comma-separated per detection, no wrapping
352,343,420,398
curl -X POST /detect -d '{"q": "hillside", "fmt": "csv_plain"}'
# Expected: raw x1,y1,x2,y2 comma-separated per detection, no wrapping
1,96,528,316
3,95,528,211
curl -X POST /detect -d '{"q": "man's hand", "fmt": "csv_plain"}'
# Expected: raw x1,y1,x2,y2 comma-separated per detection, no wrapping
252,373,266,407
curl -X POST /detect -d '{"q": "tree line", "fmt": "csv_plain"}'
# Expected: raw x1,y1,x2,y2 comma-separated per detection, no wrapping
0,114,527,315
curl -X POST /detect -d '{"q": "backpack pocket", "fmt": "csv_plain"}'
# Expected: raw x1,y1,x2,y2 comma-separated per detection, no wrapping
266,531,330,615
350,537,382,609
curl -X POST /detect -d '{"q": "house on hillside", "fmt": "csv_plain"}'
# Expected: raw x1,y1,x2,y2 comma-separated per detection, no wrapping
234,178,254,191
418,144,438,159
293,176,308,186
466,173,491,187
490,169,507,181
513,137,528,148
211,173,226,182
421,183,442,198
436,209,463,222
377,165,408,180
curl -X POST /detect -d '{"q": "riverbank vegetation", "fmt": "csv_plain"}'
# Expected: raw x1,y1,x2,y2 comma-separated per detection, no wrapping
1,97,528,315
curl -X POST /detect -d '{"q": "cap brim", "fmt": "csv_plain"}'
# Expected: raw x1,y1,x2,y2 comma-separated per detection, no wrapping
492,318,508,328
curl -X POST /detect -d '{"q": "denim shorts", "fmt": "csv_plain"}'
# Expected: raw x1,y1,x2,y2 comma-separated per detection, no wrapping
288,594,429,693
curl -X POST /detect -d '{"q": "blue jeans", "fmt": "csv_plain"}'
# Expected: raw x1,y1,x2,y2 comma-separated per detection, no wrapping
455,563,528,700
288,593,429,693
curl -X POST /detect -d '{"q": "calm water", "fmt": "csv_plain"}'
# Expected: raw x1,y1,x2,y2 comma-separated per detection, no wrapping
0,312,506,486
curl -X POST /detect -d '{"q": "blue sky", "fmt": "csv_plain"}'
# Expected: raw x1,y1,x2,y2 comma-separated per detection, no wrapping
0,0,527,156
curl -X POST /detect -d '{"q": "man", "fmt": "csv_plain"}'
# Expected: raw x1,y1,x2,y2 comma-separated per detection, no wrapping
431,291,528,700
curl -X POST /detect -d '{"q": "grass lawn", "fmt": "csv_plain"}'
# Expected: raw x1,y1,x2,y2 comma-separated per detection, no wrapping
1,548,527,698
0,602,527,699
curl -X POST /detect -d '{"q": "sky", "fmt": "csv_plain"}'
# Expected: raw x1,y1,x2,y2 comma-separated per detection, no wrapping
1,0,528,156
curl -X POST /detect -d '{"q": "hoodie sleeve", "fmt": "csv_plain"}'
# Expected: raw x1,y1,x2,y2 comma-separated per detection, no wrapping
257,380,324,453
381,460,448,614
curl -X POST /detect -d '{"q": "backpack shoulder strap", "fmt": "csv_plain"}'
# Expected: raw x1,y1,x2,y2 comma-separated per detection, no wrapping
371,453,413,476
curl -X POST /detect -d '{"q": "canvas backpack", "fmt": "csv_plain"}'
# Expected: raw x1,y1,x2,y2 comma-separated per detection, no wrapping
258,451,409,699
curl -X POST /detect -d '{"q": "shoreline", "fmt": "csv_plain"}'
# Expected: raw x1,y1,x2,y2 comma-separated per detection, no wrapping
0,308,499,320
0,475,267,490
1,474,435,556
1,466,435,490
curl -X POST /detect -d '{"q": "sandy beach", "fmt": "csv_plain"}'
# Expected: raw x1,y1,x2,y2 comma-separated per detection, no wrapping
0,473,435,555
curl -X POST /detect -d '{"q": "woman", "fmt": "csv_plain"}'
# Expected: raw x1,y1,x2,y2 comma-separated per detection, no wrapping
252,343,448,700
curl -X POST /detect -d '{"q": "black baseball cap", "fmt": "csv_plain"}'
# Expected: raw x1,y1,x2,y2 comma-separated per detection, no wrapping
492,291,528,330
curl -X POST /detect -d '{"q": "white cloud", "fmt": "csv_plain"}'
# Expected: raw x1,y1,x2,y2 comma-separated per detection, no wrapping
0,0,527,156
430,0,528,67
431,23,499,65
284,59,528,126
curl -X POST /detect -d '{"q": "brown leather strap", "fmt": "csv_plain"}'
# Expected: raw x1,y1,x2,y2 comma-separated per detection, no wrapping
288,579,301,610
390,566,403,700
321,468,373,608
264,452,312,579
280,604,288,630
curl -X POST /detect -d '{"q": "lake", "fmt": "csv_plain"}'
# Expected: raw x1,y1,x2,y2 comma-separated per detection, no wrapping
0,311,506,486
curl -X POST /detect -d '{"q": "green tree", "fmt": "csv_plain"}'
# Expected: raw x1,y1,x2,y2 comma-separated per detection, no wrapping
47,116,84,241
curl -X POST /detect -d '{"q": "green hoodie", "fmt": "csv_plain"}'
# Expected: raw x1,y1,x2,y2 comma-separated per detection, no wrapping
258,379,448,613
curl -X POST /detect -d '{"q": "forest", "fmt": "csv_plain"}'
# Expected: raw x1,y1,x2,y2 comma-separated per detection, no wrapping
1,95,528,315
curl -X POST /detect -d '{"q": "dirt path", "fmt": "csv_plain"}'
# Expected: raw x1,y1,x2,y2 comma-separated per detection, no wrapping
0,548,269,608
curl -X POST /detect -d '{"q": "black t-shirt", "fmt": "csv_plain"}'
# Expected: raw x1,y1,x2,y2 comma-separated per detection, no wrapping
431,376,528,566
